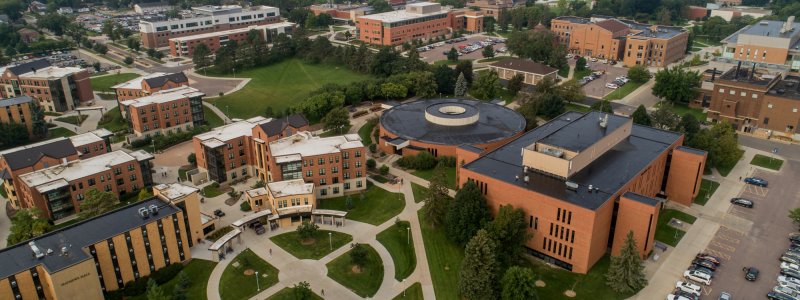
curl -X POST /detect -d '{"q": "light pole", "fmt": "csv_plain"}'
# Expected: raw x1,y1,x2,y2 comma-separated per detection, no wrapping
152,138,156,153
255,271,260,291
406,227,410,245
329,232,332,250
226,105,229,119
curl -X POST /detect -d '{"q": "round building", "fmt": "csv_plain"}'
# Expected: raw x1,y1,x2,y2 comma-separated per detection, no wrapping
378,99,526,158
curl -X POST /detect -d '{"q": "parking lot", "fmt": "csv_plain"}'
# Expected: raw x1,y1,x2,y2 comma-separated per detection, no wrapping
568,58,629,98
419,35,506,63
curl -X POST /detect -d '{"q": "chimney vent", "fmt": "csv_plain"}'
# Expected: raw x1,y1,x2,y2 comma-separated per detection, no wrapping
523,175,529,183
138,207,150,219
588,184,593,192
149,204,159,215
29,241,44,259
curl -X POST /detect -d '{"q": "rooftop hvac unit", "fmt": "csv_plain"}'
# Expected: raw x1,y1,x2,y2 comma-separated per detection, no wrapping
138,207,150,219
588,184,594,192
565,181,579,190
29,241,44,259
149,204,159,215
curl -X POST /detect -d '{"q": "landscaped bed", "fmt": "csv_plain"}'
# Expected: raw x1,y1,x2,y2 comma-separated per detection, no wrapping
326,244,384,297
316,182,405,225
270,230,353,259
376,221,416,280
219,248,279,300
750,154,783,171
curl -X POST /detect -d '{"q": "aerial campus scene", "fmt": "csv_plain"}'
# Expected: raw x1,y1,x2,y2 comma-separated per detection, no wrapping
0,0,797,299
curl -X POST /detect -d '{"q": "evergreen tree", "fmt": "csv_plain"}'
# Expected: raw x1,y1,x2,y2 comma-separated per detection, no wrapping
434,64,456,95
455,72,467,97
631,105,652,126
30,102,47,138
146,278,169,300
482,45,495,58
445,181,490,246
447,47,459,62
455,60,473,83
605,231,647,294
677,114,700,141
507,74,524,96
501,266,538,300
486,205,531,268
172,271,190,300
422,163,450,227
459,229,498,300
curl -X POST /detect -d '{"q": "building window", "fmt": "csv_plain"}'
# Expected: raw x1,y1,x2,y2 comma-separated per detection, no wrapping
356,180,363,188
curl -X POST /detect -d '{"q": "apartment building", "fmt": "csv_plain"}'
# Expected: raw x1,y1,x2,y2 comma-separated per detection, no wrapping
465,0,516,19
0,129,112,209
721,17,800,72
119,86,205,138
0,59,93,112
0,184,201,299
551,16,689,67
0,96,35,135
246,179,317,225
192,114,309,184
357,2,483,46
168,22,295,57
111,72,189,104
458,111,706,273
17,150,154,220
489,58,558,86
309,3,373,22
139,5,282,48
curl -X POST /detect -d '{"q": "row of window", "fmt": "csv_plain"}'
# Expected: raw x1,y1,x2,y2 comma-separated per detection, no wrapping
543,237,574,260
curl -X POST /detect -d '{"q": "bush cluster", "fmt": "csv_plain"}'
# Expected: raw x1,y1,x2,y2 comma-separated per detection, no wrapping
105,263,184,299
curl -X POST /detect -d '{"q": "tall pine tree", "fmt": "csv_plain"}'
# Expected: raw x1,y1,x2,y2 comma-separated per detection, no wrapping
455,72,467,97
605,231,647,294
459,229,498,300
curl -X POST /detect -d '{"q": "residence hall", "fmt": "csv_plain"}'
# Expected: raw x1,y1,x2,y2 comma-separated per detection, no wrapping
118,86,206,138
139,5,282,49
309,3,374,22
707,65,800,141
0,96,35,135
168,22,295,57
244,179,349,230
192,114,309,184
489,58,559,86
465,0,516,19
379,98,525,158
0,129,113,210
356,2,483,46
458,111,707,273
551,16,689,67
111,72,189,105
17,150,154,221
721,17,800,73
0,59,93,113
0,183,203,299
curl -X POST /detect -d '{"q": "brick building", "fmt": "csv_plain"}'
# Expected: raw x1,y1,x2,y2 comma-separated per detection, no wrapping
168,22,295,57
0,59,93,113
17,150,154,220
551,16,689,67
489,58,558,86
309,3,373,22
464,0,516,19
458,111,706,273
139,5,282,49
0,96,35,135
119,86,206,138
356,2,484,46
720,17,800,73
111,72,189,105
0,184,202,299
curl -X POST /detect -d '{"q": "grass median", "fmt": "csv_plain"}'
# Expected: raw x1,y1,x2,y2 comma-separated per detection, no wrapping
377,221,416,280
317,182,405,225
750,154,783,171
270,230,353,260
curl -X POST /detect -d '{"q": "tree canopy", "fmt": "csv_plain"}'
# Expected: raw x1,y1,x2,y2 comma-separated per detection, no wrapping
422,163,451,227
501,266,539,300
486,205,531,268
652,67,701,104
459,229,498,300
605,231,647,294
446,181,490,246
79,189,118,219
7,208,51,246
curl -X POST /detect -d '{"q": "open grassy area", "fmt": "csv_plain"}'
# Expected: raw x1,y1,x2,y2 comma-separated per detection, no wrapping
270,230,353,260
129,259,217,300
206,59,368,119
413,166,456,189
573,68,592,81
326,244,384,297
377,221,416,280
393,282,423,300
219,249,279,300
90,73,139,93
655,209,698,247
565,103,591,113
203,106,224,128
656,102,706,121
48,127,75,138
716,159,738,177
695,36,722,46
358,120,377,147
519,254,636,299
418,210,463,300
750,154,784,171
201,183,224,197
317,182,405,225
603,81,645,101
265,287,324,300
54,115,87,126
694,179,720,206
411,182,427,203
98,107,128,133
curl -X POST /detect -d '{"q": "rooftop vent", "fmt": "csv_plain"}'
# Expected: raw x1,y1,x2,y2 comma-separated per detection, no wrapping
588,184,593,193
149,204,159,215
523,175,529,183
29,241,44,259
599,114,609,128
542,148,564,158
60,246,69,256
565,181,579,190
138,207,150,219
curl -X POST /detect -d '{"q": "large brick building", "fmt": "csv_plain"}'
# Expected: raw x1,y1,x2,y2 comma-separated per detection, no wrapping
551,16,689,67
17,150,154,220
0,183,202,299
0,96,35,135
139,5,282,49
168,22,295,57
458,111,706,273
721,17,800,73
0,59,93,113
357,2,484,46
119,86,206,138
111,72,189,104
464,0,516,19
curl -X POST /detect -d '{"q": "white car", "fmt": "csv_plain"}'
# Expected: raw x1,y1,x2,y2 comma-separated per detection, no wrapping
780,280,800,293
675,281,701,296
590,57,598,62
782,262,800,272
600,59,608,64
566,53,574,59
606,83,619,89
780,275,800,286
774,285,799,297
666,294,692,300
684,270,712,285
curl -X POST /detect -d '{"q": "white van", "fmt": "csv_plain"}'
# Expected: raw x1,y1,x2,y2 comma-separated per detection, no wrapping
675,280,701,296
684,270,712,285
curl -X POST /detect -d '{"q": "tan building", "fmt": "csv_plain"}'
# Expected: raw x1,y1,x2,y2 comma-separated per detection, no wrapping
246,179,316,227
0,184,201,299
0,59,94,113
357,2,483,46
309,3,372,22
489,58,558,86
0,96,35,135
152,183,216,245
465,0,516,19
119,86,206,138
720,17,800,73
111,72,189,105
168,22,295,57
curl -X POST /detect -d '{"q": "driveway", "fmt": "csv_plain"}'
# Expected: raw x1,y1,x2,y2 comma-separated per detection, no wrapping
420,34,506,64
569,59,629,99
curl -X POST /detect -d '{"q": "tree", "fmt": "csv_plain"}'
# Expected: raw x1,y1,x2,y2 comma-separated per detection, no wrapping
538,93,565,119
484,16,496,34
506,31,562,68
498,8,510,32
93,43,108,54
690,122,742,172
517,96,539,130
405,47,427,72
322,107,350,132
557,80,584,104
455,72,468,97
434,64,456,95
30,103,47,139
7,208,51,246
173,271,190,300
92,62,101,72
445,181,490,246
422,163,451,227
575,57,587,71
447,47,459,62
459,229,498,300
192,44,213,72
138,189,153,201
371,46,402,77
79,189,118,219
677,114,701,141
293,281,313,300
631,105,652,126
501,266,538,300
350,243,368,268
127,37,141,52
482,45,495,58
188,153,197,165
649,105,679,130
789,208,800,226
124,56,134,65
507,74,525,96
0,122,29,148
455,60,474,84
471,70,501,100
590,100,613,113
381,82,407,100
652,67,701,104
368,0,392,13
627,65,650,84
146,278,169,300
296,220,319,240
605,231,647,294
486,205,531,268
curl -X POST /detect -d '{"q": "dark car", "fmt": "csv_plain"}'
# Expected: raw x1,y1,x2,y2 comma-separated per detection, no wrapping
689,265,715,277
692,258,717,271
213,209,225,217
744,177,768,187
730,197,754,208
768,291,797,300
744,267,759,281
782,268,800,280
696,253,721,265
254,223,266,235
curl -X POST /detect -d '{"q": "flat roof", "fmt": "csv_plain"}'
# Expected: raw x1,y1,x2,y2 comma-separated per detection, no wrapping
0,96,33,107
0,198,180,279
724,20,800,44
195,116,271,147
538,111,628,152
20,150,152,193
170,22,295,42
69,130,109,147
269,132,363,159
463,111,682,211
359,6,448,23
154,183,198,201
119,86,204,108
767,75,800,101
623,192,661,206
718,66,779,86
18,66,83,79
267,179,314,198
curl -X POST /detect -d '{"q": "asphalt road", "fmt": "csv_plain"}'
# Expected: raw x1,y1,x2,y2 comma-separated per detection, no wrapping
738,135,800,162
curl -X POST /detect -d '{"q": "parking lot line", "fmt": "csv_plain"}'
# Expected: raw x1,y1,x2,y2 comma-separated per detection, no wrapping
703,249,731,261
710,241,737,252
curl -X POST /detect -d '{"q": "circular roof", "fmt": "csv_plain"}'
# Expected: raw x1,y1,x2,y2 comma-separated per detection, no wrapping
380,99,526,146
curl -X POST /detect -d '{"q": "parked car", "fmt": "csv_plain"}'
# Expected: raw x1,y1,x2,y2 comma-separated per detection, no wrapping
744,177,768,187
781,268,800,280
744,267,759,281
790,233,800,244
214,209,225,217
566,53,574,59
674,290,700,300
768,291,798,300
781,254,800,264
254,222,266,235
667,295,693,300
783,262,800,272
578,79,588,85
774,286,799,298
684,270,712,285
590,57,598,62
781,276,800,286
692,258,717,271
593,71,604,76
601,59,609,64
689,265,715,277
676,281,702,296
609,60,618,65
730,197,754,208
779,280,800,293
696,253,721,265
606,83,619,89
718,292,732,300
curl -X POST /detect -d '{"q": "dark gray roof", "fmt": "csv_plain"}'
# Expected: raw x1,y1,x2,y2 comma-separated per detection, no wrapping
491,58,558,75
539,111,629,152
623,192,661,206
143,72,188,88
767,76,800,101
7,59,51,76
258,114,309,136
458,144,484,154
0,198,181,279
463,111,682,211
555,16,590,24
0,96,33,108
676,146,707,156
1,138,77,171
380,99,526,146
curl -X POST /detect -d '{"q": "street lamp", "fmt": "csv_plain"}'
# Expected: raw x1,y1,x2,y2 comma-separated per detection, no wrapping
406,227,410,245
255,271,260,291
329,232,332,250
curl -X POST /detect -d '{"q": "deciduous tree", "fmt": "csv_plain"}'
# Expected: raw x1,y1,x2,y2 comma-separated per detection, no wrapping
486,205,532,268
434,64,456,95
459,229,498,300
507,74,525,96
605,231,647,294
653,67,701,104
649,105,679,130
350,243,368,267
471,70,501,100
297,220,319,240
627,65,650,84
501,266,538,300
631,105,652,126
447,47,459,62
590,100,613,113
322,107,350,132
482,45,495,58
422,164,450,227
79,189,118,219
445,181,490,246
7,208,50,246
293,281,313,299
538,93,565,119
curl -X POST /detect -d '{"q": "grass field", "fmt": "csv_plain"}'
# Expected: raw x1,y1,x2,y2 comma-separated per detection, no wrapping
48,127,75,138
326,244,384,297
750,154,783,171
219,249,279,300
98,107,128,133
204,106,224,128
55,115,87,126
317,183,405,225
206,59,369,119
655,209,698,247
270,230,353,260
694,179,720,206
265,287,324,300
393,282,423,300
603,81,645,101
376,221,416,280
565,103,591,113
90,73,139,93
520,254,636,299
656,102,706,121
201,183,224,197
358,120,377,147
411,183,427,203
413,166,456,189
418,210,463,300
129,259,217,300
716,159,738,177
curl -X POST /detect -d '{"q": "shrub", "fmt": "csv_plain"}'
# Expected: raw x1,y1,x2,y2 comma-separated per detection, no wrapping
438,156,456,168
366,159,377,169
120,263,184,296
379,165,390,175
369,144,377,153
240,201,251,211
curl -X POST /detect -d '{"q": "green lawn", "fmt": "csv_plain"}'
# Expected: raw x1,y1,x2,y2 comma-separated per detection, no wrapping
98,107,129,133
695,36,722,46
54,115,87,126
203,106,224,128
317,182,405,225
603,81,645,101
393,282,423,300
411,183,427,203
413,166,456,189
376,221,416,280
201,183,224,197
655,209,698,247
694,179,720,206
656,102,706,121
418,210,463,300
48,127,75,138
130,259,217,300
326,244,384,298
265,287,324,300
358,120,377,147
519,254,637,299
433,59,460,66
90,73,139,93
270,230,353,260
206,59,368,119
716,160,738,177
565,103,591,113
219,249,279,300
573,68,592,81
750,154,783,171
477,56,513,63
